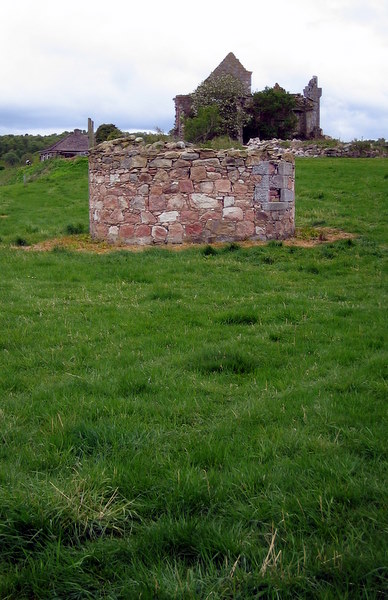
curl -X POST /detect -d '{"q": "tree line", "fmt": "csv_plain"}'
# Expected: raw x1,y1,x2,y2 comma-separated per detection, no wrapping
0,132,68,167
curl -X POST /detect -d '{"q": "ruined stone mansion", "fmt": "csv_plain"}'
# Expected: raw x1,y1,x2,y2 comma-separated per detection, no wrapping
174,52,322,142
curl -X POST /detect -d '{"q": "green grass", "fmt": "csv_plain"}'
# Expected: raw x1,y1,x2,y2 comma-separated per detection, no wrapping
0,158,88,245
0,158,387,598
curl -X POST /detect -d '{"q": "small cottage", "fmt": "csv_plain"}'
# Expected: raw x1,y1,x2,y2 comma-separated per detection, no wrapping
39,129,89,161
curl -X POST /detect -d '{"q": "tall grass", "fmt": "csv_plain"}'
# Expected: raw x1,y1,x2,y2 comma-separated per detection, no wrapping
0,158,387,598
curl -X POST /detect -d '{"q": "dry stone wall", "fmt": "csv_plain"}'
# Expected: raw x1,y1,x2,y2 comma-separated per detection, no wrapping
89,138,295,245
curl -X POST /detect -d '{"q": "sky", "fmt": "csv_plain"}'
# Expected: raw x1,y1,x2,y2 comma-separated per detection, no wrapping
1,0,387,141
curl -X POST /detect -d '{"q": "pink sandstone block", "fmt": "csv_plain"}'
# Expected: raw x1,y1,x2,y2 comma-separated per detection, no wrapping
215,179,232,193
198,181,214,194
141,211,157,225
135,224,151,237
222,207,244,221
149,195,167,211
181,210,199,224
199,210,222,222
190,166,207,181
120,224,135,238
236,220,255,238
152,225,167,243
233,182,249,195
105,208,124,224
167,194,186,210
178,180,194,193
167,222,184,244
185,223,203,238
150,184,163,196
122,212,139,225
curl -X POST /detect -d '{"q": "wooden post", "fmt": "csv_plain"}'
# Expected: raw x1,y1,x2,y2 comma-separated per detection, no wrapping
88,118,95,148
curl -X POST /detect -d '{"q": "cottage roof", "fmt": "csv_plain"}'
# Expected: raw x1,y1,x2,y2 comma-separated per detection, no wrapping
40,129,89,155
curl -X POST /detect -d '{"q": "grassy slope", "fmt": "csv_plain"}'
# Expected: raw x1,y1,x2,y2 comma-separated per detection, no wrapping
0,158,387,598
0,158,89,245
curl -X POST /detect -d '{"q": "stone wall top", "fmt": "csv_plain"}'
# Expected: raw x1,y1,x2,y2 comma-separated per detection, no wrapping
89,136,295,164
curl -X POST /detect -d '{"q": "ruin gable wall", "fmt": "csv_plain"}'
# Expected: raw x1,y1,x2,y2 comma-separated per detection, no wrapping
89,139,295,246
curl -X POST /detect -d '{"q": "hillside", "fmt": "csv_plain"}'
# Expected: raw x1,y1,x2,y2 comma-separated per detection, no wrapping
0,157,88,245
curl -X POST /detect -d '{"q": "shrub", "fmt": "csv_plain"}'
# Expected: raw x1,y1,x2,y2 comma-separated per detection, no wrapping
65,223,86,235
3,150,19,166
349,139,372,156
222,242,240,252
184,106,221,143
14,236,28,246
95,124,123,145
202,244,218,256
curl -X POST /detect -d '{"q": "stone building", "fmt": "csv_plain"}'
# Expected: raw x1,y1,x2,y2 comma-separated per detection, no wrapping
89,137,295,247
39,129,89,161
173,52,322,141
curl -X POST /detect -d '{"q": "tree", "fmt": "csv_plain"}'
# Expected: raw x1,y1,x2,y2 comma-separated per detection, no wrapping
95,124,122,145
184,106,221,143
248,86,297,140
0,132,68,165
185,74,250,142
3,150,19,166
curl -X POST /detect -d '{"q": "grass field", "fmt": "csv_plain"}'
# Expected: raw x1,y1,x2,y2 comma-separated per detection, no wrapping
0,158,387,598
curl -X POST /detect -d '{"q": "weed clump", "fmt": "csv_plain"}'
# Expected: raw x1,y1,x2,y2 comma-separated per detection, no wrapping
14,236,28,246
65,223,86,235
262,255,274,264
202,245,217,256
191,347,258,374
219,311,259,325
222,242,240,253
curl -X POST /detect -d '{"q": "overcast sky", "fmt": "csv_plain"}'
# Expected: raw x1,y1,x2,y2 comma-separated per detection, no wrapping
1,0,387,140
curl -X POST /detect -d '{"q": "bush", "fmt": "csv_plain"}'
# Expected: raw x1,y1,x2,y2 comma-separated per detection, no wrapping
184,106,221,143
349,139,371,156
95,124,123,145
3,151,19,166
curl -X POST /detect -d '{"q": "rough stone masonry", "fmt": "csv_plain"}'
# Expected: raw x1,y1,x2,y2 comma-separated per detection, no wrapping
89,138,295,245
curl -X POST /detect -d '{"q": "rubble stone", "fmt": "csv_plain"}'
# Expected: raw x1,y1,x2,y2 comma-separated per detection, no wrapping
89,140,295,245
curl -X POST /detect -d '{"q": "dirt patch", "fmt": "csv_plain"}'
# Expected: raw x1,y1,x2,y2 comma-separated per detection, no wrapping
21,228,356,254
284,227,356,248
